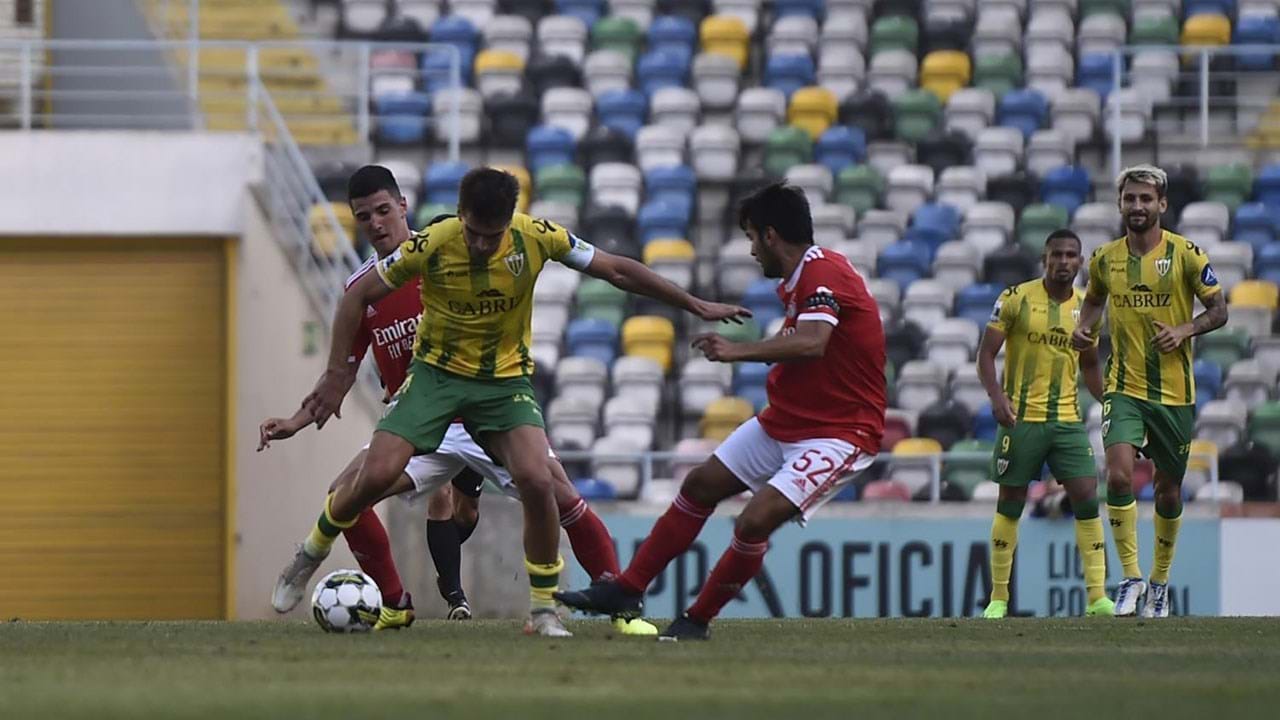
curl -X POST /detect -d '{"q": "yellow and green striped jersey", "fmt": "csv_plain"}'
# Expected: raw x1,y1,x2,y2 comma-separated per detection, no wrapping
376,213,596,378
1086,230,1222,406
988,279,1096,423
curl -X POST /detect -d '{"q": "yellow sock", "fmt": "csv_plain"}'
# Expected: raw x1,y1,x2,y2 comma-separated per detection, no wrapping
303,493,356,559
1107,500,1141,578
525,555,565,612
1074,516,1107,603
1151,510,1182,585
989,513,1019,603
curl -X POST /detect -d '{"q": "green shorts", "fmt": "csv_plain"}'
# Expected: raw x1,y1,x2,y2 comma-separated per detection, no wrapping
377,360,545,454
1101,392,1194,480
992,422,1097,487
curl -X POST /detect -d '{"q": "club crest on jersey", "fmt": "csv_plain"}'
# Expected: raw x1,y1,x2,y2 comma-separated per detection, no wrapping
786,301,797,319
1155,257,1172,277
1071,307,1080,323
366,306,377,318
504,252,526,277
1101,419,1111,437
997,459,1009,476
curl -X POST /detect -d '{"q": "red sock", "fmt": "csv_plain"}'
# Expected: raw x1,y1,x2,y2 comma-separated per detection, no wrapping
343,508,406,607
560,498,620,582
617,492,714,595
685,531,769,624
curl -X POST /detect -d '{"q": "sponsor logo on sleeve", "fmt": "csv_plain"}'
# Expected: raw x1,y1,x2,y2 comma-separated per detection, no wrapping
1201,264,1219,287
378,248,402,274
989,300,1003,323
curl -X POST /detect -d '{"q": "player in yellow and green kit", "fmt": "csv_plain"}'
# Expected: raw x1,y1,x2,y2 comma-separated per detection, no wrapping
1073,165,1228,618
289,168,750,636
978,229,1113,619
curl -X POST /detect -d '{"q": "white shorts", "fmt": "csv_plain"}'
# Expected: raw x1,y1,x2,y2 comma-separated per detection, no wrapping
713,417,876,523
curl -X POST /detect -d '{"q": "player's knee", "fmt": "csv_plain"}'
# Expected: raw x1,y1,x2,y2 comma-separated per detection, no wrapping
358,457,405,494
1105,463,1133,493
454,500,480,528
509,461,553,496
1153,483,1182,512
733,511,774,544
678,464,721,507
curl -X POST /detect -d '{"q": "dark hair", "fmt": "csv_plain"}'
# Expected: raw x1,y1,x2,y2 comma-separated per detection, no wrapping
736,182,814,246
1044,228,1082,251
458,167,520,225
347,165,401,202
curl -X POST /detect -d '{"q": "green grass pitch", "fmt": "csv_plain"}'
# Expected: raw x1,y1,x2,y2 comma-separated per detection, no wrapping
2,618,1277,719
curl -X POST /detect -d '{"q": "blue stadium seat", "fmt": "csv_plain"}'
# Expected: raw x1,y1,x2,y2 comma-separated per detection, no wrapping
644,165,697,206
596,89,648,139
909,203,961,252
741,278,784,328
636,49,693,96
424,161,470,204
566,318,620,365
1077,53,1118,101
574,477,617,500
734,362,771,412
648,16,698,58
373,92,432,144
955,283,1003,329
428,16,480,78
773,0,825,20
1185,0,1237,18
637,198,693,244
1235,14,1279,71
973,402,996,441
764,53,816,98
1256,243,1280,286
815,126,867,175
526,124,577,173
997,89,1048,139
1040,165,1092,217
556,0,605,27
1194,358,1223,413
878,239,933,289
422,49,466,93
1234,202,1277,254
1254,164,1280,217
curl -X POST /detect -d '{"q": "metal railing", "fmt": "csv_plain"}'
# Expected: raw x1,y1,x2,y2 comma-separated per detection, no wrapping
1107,44,1280,179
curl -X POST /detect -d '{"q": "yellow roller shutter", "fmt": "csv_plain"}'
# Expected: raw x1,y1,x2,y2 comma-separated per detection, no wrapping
0,238,228,619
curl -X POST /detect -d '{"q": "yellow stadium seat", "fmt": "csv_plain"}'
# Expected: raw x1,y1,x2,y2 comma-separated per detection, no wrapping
701,396,755,441
622,316,677,370
643,238,696,264
787,86,838,140
1229,279,1279,308
920,50,972,103
701,15,750,69
892,437,943,456
1182,13,1232,46
474,49,525,74
1188,439,1219,470
494,164,532,213
308,202,356,258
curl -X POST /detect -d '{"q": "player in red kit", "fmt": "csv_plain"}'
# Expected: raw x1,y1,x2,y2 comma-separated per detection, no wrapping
261,166,656,635
556,182,886,640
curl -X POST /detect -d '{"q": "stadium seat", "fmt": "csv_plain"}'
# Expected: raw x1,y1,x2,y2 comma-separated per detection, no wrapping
997,89,1049,139
680,357,731,417
870,14,919,56
1196,399,1249,448
973,127,1025,178
621,315,677,371
955,283,1004,329
1228,280,1280,339
764,53,818,99
896,360,948,413
689,124,740,180
917,400,974,450
861,479,913,502
701,396,755,440
814,126,867,176
566,317,621,366
920,50,971,103
1182,13,1232,49
649,15,698,60
984,244,1040,289
635,124,687,171
1236,201,1280,255
840,89,894,141
1257,243,1280,287
692,52,742,111
763,125,814,176
657,0,711,25
867,49,920,99
486,14,535,59
637,198,691,244
925,318,980,371
583,204,640,257
1076,52,1117,101
636,49,692,96
643,237,696,290
604,393,659,451
783,163,832,208
1196,326,1252,370
591,15,643,60
1050,87,1101,146
736,87,788,144
973,403,997,442
535,164,586,206
888,437,942,496
1019,204,1071,253
987,171,1037,216
475,50,526,99
973,52,1023,99
861,209,909,250
583,50,631,97
596,89,648,139
575,277,628,326
538,15,589,65
732,361,771,412
973,8,1022,59
817,45,866,101
885,164,935,215
556,354,610,409
834,164,884,213
1204,163,1253,211
768,15,820,57
915,131,973,177
612,355,665,415
945,88,997,141
486,92,539,147
423,162,469,206
591,433,647,496
935,167,986,215
589,162,642,215
789,86,839,140
1217,439,1279,502
1194,358,1224,410
943,438,995,499
1210,242,1253,293
813,205,856,245
430,16,481,76
700,14,749,68
549,395,600,449
373,92,431,145
1236,12,1280,71
878,240,931,289
1224,359,1277,406
893,89,943,142
1250,402,1280,457
650,87,702,137
526,124,577,173
921,11,971,55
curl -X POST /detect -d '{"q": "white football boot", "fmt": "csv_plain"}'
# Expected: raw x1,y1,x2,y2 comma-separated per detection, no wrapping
1141,581,1170,618
271,546,324,613
1113,577,1147,617
523,609,573,637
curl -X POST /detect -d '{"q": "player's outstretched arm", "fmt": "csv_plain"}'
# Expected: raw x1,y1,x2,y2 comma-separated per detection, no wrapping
257,406,315,451
302,269,395,428
977,325,1016,428
1153,291,1228,353
692,319,833,364
580,249,751,324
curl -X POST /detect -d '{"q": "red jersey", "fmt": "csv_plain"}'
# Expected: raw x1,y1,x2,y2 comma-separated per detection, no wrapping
347,257,421,396
757,245,887,454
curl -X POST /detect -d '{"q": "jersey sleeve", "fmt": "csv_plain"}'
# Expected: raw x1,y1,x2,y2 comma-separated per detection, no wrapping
1085,248,1109,304
794,259,845,326
375,230,431,289
987,287,1019,334
534,216,596,270
1183,240,1223,301
348,316,372,367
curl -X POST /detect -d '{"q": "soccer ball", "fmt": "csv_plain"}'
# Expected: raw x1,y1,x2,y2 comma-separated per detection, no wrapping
311,569,381,633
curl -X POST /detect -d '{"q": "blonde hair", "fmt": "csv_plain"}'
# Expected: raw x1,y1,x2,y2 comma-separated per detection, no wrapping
1114,164,1168,198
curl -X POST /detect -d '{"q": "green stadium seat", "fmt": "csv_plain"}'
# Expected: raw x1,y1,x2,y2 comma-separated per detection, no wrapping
973,53,1023,99
944,439,994,498
763,125,814,177
713,317,762,343
414,202,454,229
835,164,884,213
1204,164,1255,211
1249,402,1280,457
1195,326,1252,368
575,278,628,326
1080,0,1130,19
1131,13,1179,46
870,15,919,56
535,164,586,206
892,89,943,143
591,16,643,61
1018,204,1071,254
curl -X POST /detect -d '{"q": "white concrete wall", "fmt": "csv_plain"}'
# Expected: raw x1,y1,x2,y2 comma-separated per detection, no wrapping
1220,519,1280,616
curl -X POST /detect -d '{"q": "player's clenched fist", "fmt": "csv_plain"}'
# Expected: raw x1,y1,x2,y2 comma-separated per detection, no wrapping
302,367,356,429
691,333,739,363
991,391,1017,429
1070,324,1094,350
